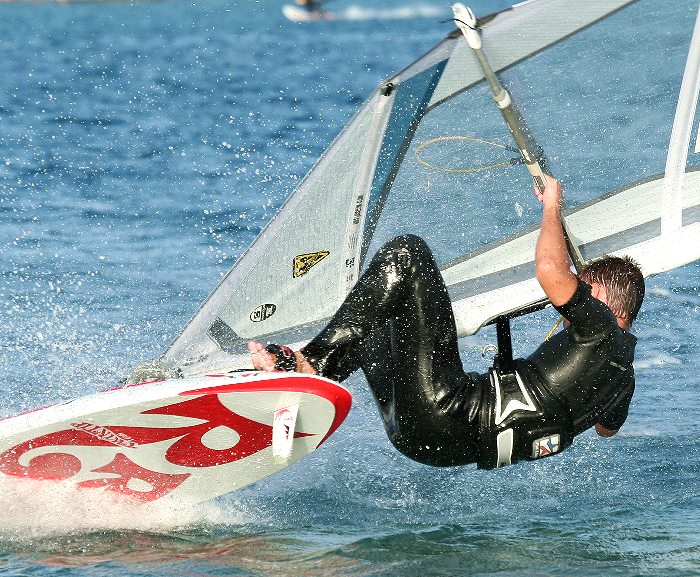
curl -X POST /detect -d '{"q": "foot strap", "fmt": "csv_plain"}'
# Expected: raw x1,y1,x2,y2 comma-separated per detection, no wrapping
265,344,297,372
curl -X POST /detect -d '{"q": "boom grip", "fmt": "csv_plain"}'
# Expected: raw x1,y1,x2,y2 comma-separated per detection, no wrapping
452,3,584,270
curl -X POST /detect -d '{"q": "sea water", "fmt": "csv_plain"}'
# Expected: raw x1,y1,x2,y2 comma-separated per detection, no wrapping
0,0,699,575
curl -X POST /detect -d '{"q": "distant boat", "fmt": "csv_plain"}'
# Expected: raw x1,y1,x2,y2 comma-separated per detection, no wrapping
282,4,335,21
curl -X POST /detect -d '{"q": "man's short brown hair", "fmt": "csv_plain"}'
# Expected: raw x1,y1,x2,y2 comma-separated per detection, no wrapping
580,255,645,324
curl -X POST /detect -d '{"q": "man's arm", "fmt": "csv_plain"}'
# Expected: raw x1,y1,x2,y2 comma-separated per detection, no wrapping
594,423,618,437
534,175,578,306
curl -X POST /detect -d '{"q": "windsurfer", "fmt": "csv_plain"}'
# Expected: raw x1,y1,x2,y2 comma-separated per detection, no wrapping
294,0,324,13
249,175,645,469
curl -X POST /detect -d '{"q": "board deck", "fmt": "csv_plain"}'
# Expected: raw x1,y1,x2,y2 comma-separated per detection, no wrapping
0,371,351,505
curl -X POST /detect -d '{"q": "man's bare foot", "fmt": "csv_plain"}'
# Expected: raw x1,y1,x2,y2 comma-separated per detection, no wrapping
247,341,276,371
247,341,317,375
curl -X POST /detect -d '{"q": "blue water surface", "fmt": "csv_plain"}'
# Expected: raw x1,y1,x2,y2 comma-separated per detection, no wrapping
0,0,699,576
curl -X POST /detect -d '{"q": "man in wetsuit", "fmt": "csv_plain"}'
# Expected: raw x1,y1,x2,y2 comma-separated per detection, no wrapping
249,175,645,469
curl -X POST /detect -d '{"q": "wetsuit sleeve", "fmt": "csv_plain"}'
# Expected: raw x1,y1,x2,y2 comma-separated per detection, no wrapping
596,373,635,430
553,279,617,340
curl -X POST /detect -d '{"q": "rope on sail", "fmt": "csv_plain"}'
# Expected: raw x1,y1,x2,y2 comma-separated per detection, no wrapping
414,135,521,174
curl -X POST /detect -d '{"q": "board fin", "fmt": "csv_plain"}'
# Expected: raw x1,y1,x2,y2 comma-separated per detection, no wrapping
272,404,300,462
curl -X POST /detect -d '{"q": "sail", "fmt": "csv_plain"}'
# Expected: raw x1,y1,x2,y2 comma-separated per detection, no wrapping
164,0,700,374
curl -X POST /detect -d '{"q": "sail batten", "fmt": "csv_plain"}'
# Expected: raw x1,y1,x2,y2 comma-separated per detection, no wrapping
662,2,700,235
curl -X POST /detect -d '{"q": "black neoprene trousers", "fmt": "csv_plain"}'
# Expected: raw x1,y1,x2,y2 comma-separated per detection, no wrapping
301,235,484,466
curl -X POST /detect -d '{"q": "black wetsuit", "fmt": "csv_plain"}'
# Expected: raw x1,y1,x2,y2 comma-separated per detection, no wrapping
301,235,637,468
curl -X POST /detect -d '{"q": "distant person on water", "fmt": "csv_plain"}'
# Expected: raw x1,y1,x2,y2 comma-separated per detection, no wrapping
295,0,324,13
249,175,645,469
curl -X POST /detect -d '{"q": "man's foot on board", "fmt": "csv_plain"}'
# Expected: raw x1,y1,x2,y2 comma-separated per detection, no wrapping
247,341,317,374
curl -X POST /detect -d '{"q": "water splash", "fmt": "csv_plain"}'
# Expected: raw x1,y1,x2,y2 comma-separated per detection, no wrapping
0,475,238,541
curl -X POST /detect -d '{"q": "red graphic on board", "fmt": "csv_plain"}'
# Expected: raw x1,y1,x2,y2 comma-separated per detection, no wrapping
77,453,190,502
0,393,312,501
143,393,279,467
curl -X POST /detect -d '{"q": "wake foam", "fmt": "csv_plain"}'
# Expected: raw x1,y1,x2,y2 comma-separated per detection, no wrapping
0,475,242,541
339,4,445,21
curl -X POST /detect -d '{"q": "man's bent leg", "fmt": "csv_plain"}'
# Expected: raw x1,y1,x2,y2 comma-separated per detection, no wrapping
302,235,482,466
301,235,426,380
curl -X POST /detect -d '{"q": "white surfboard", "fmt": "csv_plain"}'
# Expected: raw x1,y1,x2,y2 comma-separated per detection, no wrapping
282,4,335,21
0,371,351,505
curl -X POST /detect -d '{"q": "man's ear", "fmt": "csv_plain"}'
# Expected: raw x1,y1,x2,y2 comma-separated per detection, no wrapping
590,282,608,304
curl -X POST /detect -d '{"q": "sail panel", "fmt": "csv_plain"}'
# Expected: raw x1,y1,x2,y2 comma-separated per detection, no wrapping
366,0,685,266
447,169,700,336
165,0,700,373
363,61,447,259
430,0,638,109
213,99,376,337
163,91,396,365
163,66,447,369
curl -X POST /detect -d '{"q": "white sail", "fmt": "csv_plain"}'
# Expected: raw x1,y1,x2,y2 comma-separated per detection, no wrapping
164,0,700,375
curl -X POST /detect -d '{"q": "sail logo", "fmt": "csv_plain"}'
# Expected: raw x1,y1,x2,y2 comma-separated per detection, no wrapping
352,195,364,225
532,434,561,459
293,251,330,278
250,303,276,322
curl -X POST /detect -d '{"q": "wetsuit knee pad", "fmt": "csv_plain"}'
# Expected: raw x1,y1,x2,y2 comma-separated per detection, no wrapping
378,234,434,268
382,234,430,254
477,368,574,470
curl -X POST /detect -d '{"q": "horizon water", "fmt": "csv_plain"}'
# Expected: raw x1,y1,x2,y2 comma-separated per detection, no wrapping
1,1,699,575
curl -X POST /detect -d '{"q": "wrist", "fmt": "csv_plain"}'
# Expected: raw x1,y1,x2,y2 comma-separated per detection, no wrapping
543,201,562,215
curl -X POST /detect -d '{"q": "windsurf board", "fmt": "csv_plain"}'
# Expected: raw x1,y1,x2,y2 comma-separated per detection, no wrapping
0,371,351,505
